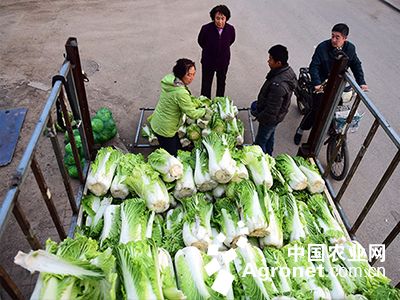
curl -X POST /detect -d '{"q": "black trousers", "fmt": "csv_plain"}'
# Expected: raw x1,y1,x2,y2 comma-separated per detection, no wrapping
201,64,229,99
299,93,324,130
155,133,180,156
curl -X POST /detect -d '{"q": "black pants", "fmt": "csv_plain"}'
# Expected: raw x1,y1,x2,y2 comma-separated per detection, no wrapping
299,93,324,130
155,133,180,156
201,65,229,99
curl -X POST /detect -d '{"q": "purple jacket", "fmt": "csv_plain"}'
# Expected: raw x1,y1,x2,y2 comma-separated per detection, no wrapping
198,22,236,70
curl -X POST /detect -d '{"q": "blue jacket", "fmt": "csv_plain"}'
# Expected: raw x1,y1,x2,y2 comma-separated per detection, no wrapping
309,39,366,87
198,22,235,70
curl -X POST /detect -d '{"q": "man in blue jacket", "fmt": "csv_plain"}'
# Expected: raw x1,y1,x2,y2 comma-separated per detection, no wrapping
294,23,368,145
198,5,236,99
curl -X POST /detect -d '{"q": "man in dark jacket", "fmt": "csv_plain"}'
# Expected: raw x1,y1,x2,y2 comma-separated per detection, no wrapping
253,44,297,155
294,23,368,145
198,5,235,99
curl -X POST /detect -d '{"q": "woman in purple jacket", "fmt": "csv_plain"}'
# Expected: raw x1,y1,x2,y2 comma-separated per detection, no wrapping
198,5,236,99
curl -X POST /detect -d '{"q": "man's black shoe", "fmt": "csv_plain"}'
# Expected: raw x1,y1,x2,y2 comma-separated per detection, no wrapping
294,132,302,145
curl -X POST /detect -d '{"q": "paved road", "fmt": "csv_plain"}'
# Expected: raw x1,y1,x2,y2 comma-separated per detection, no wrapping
0,0,399,295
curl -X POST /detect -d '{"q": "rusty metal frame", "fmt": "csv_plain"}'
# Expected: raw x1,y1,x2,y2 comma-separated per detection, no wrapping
0,38,93,298
133,107,256,149
303,57,400,286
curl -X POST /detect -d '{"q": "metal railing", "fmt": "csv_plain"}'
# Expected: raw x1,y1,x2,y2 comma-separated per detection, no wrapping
301,54,400,287
0,38,93,299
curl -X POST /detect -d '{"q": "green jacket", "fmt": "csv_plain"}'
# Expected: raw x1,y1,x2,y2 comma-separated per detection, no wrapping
150,74,205,137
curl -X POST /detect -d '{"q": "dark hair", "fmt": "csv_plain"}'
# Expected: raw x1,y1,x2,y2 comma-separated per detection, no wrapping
332,23,349,37
209,5,231,21
268,44,289,65
173,58,196,80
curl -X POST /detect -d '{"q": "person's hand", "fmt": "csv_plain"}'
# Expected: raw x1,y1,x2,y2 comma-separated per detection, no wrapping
314,85,323,93
360,84,369,92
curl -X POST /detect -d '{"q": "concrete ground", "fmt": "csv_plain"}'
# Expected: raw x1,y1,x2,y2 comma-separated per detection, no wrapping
1,0,399,298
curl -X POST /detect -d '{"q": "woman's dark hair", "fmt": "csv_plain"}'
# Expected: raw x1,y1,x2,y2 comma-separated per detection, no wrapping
332,23,349,37
173,58,196,80
209,5,231,21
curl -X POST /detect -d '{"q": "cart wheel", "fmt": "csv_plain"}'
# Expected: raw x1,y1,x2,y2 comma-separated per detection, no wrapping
296,96,307,115
326,135,349,181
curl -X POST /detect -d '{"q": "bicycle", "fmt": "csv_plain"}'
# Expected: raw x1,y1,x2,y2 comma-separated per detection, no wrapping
295,67,363,181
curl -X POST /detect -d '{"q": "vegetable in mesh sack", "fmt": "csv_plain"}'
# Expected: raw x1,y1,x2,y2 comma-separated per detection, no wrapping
92,108,117,144
64,139,85,179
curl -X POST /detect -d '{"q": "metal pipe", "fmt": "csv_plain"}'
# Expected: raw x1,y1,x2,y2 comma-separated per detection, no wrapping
47,115,79,214
350,150,400,234
0,265,24,300
345,73,400,149
336,119,380,203
134,108,146,147
65,37,95,160
370,220,400,266
13,200,41,250
31,154,66,240
0,188,17,239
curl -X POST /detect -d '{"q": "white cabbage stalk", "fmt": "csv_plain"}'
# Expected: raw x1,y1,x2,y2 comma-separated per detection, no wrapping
178,125,187,139
194,148,218,192
158,248,186,300
148,148,183,182
14,250,103,278
259,190,283,248
197,118,209,129
320,244,346,299
233,180,268,237
212,184,226,198
241,145,273,188
180,138,191,148
110,153,144,199
202,133,236,184
263,248,292,295
307,194,347,244
174,151,197,200
201,127,212,137
276,154,307,191
185,117,195,125
181,194,213,252
100,205,121,247
214,197,243,248
125,162,170,213
142,124,159,146
285,194,306,242
293,156,325,194
231,162,249,183
234,240,278,299
227,117,244,146
116,241,164,300
216,96,236,121
175,247,211,299
210,228,228,251
85,147,121,196
119,198,149,244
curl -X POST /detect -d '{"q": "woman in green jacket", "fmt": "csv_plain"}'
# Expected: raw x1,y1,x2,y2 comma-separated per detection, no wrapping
150,58,206,155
